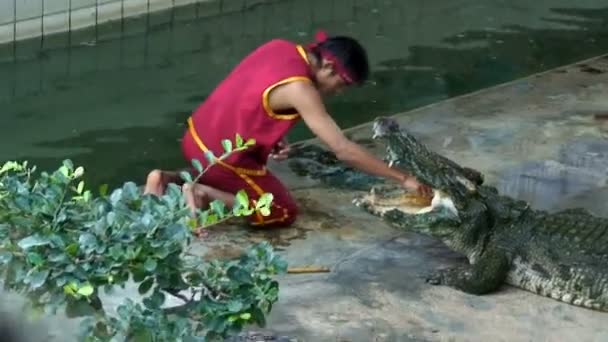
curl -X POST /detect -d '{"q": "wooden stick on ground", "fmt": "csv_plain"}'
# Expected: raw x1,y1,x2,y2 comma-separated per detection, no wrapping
287,266,331,274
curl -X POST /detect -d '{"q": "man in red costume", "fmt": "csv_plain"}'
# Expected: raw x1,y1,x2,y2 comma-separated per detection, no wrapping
144,31,432,231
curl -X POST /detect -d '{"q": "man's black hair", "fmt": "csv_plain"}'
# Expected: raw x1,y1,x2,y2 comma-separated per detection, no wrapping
312,35,370,85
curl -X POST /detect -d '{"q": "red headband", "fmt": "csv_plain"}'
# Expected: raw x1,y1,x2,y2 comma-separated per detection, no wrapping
307,30,356,85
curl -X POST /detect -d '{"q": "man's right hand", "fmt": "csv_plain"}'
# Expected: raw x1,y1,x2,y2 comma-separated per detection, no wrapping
274,81,435,196
269,138,291,161
402,176,433,198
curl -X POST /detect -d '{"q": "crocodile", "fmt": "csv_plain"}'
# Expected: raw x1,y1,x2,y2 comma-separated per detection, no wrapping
289,117,608,312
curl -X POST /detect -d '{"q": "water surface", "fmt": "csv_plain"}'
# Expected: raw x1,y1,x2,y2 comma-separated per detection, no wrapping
0,0,607,188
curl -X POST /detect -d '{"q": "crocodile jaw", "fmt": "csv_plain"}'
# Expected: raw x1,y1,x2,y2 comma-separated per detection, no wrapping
353,187,458,218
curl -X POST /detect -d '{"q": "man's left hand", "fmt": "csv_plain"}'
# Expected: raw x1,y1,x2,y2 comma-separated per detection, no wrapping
270,139,291,161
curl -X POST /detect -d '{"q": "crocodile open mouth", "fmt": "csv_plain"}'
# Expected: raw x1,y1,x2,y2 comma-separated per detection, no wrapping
353,185,459,217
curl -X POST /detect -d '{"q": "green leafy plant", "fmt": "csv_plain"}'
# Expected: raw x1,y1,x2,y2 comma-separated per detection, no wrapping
0,134,287,341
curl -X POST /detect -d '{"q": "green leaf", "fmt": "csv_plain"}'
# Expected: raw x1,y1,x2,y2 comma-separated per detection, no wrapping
255,193,274,209
48,252,67,263
26,252,44,266
144,259,158,272
205,213,218,225
154,246,170,259
106,212,116,225
65,243,79,257
191,159,203,173
82,190,92,202
180,171,193,183
98,183,109,196
209,200,226,218
73,166,84,178
27,269,50,289
0,161,22,174
206,317,227,333
132,267,147,282
18,235,50,250
76,180,84,194
63,283,77,296
273,259,288,274
138,278,154,295
204,151,216,164
221,139,233,154
259,207,271,216
235,190,249,208
245,138,256,146
240,312,252,321
77,283,94,297
143,290,165,309
123,182,139,199
109,245,122,260
58,165,70,177
238,207,255,216
250,306,267,327
227,301,243,313
79,233,98,249
227,266,253,284
235,134,244,148
197,211,209,228
0,251,12,264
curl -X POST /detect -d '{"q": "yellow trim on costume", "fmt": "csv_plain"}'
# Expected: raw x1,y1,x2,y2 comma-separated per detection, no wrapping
187,117,266,176
296,45,309,64
261,44,313,121
262,76,311,120
236,172,291,226
250,203,289,226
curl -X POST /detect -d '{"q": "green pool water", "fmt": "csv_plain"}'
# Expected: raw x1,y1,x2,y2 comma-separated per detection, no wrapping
0,0,607,188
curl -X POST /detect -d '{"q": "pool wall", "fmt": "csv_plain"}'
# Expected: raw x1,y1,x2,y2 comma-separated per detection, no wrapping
0,0,271,44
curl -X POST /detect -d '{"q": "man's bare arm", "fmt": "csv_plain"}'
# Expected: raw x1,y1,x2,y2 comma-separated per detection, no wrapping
272,81,412,183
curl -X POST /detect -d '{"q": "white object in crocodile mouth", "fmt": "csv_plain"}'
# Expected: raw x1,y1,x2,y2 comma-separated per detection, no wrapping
355,188,458,217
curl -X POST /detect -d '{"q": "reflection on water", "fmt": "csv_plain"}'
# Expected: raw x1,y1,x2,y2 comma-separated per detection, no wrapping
0,1,607,188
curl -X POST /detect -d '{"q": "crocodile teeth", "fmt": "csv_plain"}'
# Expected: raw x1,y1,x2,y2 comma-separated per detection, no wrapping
388,160,394,167
456,175,476,192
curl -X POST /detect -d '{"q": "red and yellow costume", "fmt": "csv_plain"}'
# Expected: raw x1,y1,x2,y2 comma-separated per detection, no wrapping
181,39,311,227
181,32,355,227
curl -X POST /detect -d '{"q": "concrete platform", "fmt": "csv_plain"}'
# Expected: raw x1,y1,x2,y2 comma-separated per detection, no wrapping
208,54,608,342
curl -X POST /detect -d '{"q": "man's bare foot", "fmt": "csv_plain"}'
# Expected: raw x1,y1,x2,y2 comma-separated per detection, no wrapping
182,182,211,214
192,227,209,238
182,182,212,239
144,169,182,196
